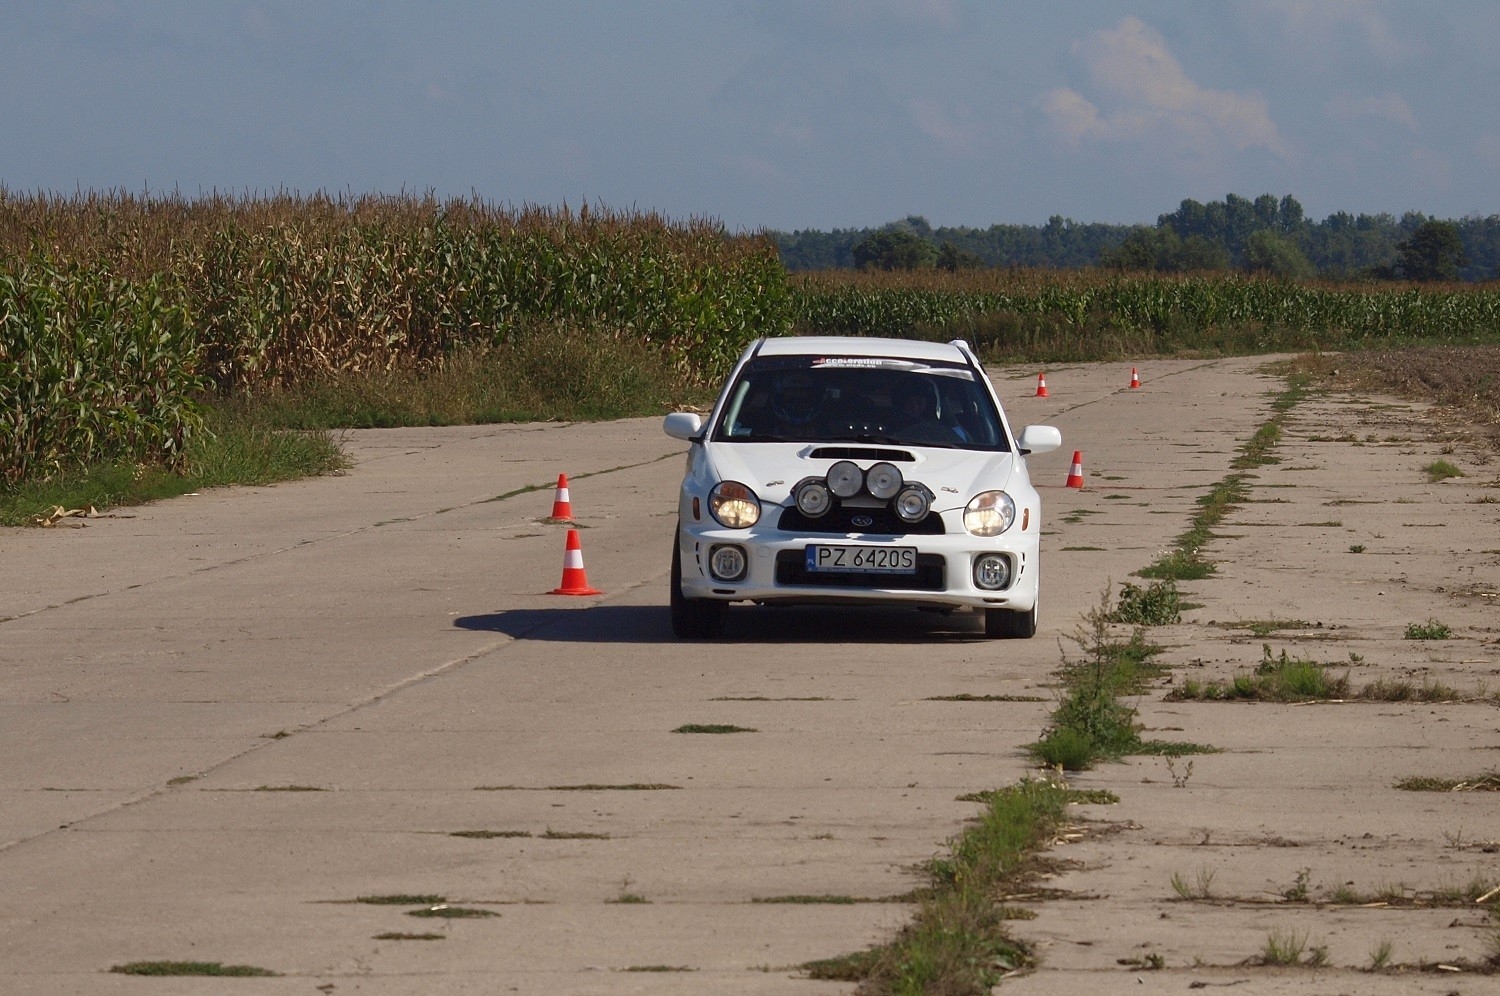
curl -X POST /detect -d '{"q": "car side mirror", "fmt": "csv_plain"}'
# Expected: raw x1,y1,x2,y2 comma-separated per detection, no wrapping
663,412,704,441
1017,424,1062,456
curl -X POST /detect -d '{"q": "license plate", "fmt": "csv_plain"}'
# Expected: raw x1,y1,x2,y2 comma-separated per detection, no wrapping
805,545,917,574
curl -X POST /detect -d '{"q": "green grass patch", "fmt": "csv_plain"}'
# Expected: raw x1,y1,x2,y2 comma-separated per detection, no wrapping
804,778,1072,990
672,724,757,734
546,783,681,791
1169,645,1350,702
1232,420,1283,468
0,401,347,526
1394,772,1500,792
406,905,500,919
1425,459,1465,482
110,961,279,976
924,693,1047,702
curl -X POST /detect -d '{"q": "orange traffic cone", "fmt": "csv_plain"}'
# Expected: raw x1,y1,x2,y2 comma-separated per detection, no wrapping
1065,451,1085,489
1035,372,1049,397
551,529,602,595
548,473,573,522
1129,367,1141,389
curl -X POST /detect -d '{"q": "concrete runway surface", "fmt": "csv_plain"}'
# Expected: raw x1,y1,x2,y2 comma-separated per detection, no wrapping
3,356,1496,994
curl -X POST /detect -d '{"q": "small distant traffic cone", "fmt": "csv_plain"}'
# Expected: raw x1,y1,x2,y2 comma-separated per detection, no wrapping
1035,372,1049,397
1129,367,1141,389
548,473,573,522
551,529,601,595
1065,451,1085,488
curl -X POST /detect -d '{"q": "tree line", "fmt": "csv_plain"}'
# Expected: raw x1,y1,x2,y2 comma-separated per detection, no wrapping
773,194,1498,282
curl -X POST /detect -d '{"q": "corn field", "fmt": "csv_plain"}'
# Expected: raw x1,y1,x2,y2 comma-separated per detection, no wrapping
0,191,789,485
4,191,1500,488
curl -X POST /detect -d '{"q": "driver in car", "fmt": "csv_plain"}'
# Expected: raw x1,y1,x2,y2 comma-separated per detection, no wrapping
891,377,967,444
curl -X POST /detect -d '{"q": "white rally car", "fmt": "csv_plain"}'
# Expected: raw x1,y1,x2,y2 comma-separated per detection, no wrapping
664,336,1061,639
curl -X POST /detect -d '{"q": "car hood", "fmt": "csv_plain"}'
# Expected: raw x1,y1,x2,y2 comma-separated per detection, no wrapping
703,442,1020,511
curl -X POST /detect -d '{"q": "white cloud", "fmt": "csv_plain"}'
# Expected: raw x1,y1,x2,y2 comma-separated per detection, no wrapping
1324,92,1417,130
1041,17,1289,160
1254,0,1414,61
907,98,978,154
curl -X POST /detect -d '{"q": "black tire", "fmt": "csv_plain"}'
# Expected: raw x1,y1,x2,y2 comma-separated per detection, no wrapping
984,599,1037,639
670,540,727,639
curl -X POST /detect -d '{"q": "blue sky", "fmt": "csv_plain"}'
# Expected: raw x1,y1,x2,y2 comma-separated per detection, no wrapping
3,1,1497,232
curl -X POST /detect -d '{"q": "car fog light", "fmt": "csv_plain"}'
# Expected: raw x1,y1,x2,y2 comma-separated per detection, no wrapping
973,554,1011,590
866,462,903,500
826,460,863,498
709,544,748,582
895,485,930,522
964,491,1015,536
709,481,760,528
794,480,832,517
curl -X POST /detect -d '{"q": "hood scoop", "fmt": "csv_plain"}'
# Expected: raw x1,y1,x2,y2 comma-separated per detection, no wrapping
807,446,915,462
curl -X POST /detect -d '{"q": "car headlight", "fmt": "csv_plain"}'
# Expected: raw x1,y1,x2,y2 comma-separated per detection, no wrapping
709,481,760,528
865,462,903,500
826,460,863,499
964,491,1016,536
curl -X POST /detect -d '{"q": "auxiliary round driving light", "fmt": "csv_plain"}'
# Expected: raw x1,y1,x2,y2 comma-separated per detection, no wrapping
972,553,1011,591
865,462,903,500
895,484,931,523
709,544,749,583
794,479,833,518
826,460,863,499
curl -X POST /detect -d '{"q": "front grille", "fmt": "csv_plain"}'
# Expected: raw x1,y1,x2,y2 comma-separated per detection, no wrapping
778,505,945,536
775,551,947,591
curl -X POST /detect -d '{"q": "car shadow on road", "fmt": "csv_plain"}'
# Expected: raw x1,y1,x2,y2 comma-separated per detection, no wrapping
454,604,988,644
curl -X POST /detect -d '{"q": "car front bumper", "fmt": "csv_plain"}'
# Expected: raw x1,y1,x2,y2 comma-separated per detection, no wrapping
675,512,1039,611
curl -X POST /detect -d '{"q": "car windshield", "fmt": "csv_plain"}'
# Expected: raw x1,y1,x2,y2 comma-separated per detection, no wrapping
712,355,1007,449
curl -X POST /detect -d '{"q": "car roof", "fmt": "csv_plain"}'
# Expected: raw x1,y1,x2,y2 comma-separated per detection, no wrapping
754,336,972,364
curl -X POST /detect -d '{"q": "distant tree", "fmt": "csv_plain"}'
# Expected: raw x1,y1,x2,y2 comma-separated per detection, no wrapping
1244,230,1314,279
936,242,985,271
1394,220,1468,281
852,229,937,271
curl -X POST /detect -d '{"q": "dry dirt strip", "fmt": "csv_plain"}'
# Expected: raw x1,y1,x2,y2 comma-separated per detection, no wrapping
0,356,1493,993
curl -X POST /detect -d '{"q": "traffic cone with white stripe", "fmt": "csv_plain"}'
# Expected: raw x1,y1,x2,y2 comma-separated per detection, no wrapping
1035,371,1049,397
1065,451,1085,488
1129,367,1141,389
551,529,602,595
548,473,573,522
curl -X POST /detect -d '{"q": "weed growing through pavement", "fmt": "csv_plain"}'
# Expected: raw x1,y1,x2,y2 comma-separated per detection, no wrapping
1282,868,1312,903
1367,939,1395,971
608,877,651,904
449,830,532,839
672,723,757,734
1349,543,1366,553
1170,867,1217,901
1258,928,1327,967
1110,580,1182,625
802,778,1072,992
374,932,445,941
111,962,279,976
1031,587,1213,769
356,894,446,905
1405,618,1452,640
1164,757,1194,788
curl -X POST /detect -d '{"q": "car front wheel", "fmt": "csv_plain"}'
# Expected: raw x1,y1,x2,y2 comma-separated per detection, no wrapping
984,597,1037,639
670,539,727,639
